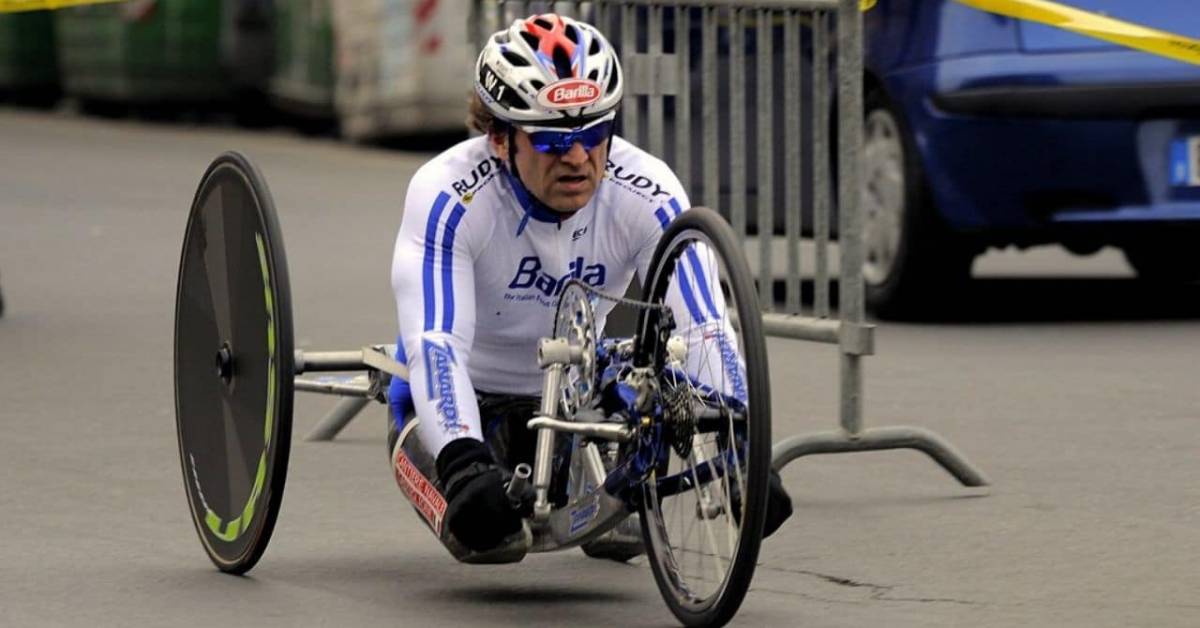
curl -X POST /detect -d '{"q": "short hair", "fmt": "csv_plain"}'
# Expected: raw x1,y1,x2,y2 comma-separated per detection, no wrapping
466,90,510,137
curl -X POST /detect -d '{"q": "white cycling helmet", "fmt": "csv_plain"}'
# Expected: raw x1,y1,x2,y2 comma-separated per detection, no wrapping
475,14,623,128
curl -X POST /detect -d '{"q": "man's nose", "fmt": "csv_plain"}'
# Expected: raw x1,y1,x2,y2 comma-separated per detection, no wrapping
560,141,588,164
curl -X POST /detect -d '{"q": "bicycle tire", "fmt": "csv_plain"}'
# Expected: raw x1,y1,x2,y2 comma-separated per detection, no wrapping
174,151,294,574
634,207,771,627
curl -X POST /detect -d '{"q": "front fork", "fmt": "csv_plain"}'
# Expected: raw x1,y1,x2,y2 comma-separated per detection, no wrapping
529,337,614,522
531,358,563,521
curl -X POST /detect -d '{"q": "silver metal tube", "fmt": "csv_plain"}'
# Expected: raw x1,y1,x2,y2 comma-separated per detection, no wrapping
729,6,746,237
582,443,608,489
813,10,831,318
532,364,564,520
771,426,991,487
784,10,802,315
837,0,865,435
294,377,373,397
761,314,838,344
701,5,718,207
294,350,366,373
526,417,634,442
304,397,373,441
621,4,639,145
506,463,532,508
755,8,773,309
675,3,691,197
647,4,665,158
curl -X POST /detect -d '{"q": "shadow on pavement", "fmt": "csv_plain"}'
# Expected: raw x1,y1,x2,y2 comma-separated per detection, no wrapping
432,584,636,606
914,278,1200,324
768,278,1200,324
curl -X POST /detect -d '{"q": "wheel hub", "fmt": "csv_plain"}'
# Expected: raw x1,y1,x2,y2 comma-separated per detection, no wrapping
215,342,233,384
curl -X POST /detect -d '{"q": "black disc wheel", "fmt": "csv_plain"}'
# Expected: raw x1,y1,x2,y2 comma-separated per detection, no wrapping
634,207,771,627
174,152,294,574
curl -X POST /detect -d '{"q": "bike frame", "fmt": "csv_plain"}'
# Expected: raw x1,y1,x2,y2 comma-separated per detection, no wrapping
292,332,742,556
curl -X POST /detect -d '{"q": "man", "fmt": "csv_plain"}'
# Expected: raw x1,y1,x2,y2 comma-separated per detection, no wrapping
389,14,790,555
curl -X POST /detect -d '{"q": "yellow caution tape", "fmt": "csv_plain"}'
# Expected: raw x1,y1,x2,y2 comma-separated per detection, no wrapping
0,0,123,12
954,0,1200,67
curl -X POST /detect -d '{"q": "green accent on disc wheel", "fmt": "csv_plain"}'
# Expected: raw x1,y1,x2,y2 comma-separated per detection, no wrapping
202,232,277,542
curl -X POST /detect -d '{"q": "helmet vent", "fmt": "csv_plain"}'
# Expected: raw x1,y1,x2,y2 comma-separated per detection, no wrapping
565,24,579,43
519,30,539,49
588,69,599,82
530,80,545,91
589,37,601,55
534,17,554,30
552,47,573,78
502,50,531,67
606,64,620,95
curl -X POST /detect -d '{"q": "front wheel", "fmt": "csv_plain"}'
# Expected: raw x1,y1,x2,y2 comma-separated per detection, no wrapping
634,207,771,627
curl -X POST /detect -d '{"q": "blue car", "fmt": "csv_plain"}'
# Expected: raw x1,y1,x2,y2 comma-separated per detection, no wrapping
861,0,1200,316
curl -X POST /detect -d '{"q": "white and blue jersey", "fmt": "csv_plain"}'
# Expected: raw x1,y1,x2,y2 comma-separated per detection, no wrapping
391,135,743,456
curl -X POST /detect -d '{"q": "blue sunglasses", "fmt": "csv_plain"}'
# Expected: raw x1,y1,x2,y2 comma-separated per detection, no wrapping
525,120,614,155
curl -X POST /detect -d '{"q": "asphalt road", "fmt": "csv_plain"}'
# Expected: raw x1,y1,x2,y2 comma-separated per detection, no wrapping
2,108,1199,627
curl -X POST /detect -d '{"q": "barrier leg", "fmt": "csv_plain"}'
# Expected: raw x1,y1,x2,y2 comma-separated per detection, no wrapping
304,397,372,441
771,426,990,487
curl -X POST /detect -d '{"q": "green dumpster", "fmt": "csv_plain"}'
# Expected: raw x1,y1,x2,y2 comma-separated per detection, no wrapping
0,10,59,104
55,1,230,104
270,0,335,119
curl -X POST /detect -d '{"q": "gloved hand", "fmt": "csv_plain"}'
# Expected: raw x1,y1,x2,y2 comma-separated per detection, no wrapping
436,438,523,552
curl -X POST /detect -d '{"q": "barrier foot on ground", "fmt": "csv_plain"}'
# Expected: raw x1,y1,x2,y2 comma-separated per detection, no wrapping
771,425,990,488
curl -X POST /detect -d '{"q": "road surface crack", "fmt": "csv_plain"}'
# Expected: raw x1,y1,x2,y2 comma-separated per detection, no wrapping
757,564,981,606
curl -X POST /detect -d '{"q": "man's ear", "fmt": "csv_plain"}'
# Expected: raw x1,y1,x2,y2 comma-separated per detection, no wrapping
489,130,509,163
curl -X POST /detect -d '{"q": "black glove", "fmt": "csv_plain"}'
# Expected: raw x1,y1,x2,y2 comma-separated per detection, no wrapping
436,438,523,552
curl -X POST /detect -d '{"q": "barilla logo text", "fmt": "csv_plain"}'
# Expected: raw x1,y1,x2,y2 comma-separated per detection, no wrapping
536,79,601,110
422,339,468,436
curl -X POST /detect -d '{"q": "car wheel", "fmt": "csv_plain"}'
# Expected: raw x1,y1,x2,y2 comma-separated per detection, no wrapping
1121,236,1200,282
862,88,975,319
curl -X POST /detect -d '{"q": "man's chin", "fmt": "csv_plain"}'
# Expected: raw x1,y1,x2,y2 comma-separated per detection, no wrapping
546,189,595,213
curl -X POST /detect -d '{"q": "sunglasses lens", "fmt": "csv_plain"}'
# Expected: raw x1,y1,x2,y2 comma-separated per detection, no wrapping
529,121,613,154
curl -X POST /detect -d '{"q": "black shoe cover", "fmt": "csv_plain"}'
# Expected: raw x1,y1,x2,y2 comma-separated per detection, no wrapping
436,438,523,552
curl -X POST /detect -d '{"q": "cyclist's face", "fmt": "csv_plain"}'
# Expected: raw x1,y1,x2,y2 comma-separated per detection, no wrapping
505,129,607,212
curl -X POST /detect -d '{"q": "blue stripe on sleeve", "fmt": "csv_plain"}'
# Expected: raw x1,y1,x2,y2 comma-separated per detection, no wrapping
422,192,452,332
440,203,467,333
676,266,706,323
394,335,408,365
686,248,721,321
654,206,670,228
655,200,705,323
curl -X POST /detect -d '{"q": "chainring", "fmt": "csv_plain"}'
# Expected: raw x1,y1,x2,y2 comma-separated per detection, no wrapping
553,280,598,418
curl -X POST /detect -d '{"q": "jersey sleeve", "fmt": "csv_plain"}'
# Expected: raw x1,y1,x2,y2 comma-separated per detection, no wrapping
633,173,749,405
392,170,484,455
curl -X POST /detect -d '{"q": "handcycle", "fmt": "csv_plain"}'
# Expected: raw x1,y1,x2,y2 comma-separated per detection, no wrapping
173,151,773,627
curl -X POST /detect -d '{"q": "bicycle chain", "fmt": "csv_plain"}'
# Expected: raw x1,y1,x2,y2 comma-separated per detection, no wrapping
564,279,671,313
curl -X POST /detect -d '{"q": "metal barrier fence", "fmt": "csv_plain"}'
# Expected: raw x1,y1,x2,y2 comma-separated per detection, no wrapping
308,0,987,490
